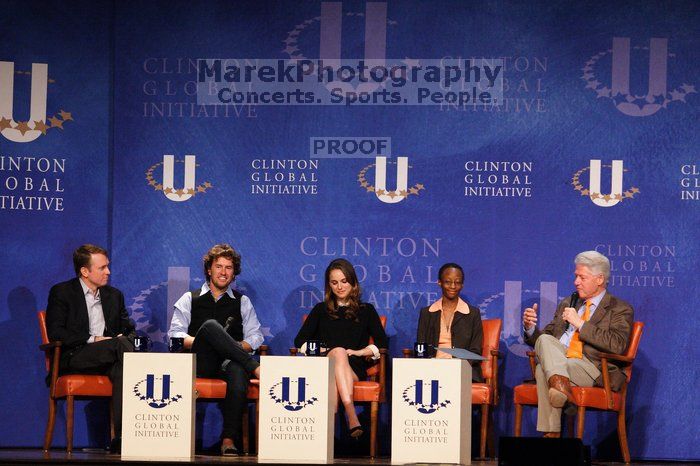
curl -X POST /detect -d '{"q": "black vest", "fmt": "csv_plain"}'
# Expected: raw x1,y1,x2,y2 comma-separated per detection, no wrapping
187,289,244,341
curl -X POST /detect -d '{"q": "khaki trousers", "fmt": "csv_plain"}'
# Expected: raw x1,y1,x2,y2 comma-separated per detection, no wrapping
534,334,600,432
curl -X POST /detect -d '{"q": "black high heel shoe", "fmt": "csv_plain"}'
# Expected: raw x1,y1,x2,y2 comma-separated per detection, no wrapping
349,425,364,440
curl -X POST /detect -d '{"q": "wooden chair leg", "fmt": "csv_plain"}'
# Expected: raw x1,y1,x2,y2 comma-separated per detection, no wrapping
566,412,575,437
514,403,522,437
109,400,115,441
618,405,630,463
479,404,488,458
66,396,75,453
486,407,495,458
43,397,57,451
242,407,250,453
255,400,260,455
576,405,586,439
369,401,379,458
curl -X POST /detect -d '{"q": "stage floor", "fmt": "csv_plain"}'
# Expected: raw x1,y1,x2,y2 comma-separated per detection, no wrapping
0,449,696,466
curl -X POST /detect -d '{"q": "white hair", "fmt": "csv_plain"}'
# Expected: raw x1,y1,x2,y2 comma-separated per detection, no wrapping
574,250,610,282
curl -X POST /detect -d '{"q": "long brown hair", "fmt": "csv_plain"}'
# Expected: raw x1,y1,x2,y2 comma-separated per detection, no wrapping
324,258,361,321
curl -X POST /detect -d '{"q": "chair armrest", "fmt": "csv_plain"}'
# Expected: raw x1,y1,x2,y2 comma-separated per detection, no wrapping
599,353,631,409
378,348,387,401
598,352,633,364
40,341,61,351
526,351,537,379
289,348,299,356
402,348,413,358
39,340,63,398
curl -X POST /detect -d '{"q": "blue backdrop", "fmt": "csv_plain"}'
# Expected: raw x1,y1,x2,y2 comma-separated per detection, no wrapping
1,0,698,461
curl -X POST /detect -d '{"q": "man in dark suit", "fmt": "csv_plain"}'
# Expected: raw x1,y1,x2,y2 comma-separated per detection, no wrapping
522,250,633,437
46,244,135,452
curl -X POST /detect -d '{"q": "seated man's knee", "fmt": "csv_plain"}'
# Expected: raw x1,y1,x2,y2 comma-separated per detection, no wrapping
201,319,224,332
534,334,557,353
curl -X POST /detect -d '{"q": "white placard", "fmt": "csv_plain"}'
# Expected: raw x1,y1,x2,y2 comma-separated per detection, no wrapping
122,353,196,460
392,358,472,464
258,356,336,461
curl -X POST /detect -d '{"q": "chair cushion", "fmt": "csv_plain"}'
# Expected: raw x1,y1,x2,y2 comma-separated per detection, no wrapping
353,381,380,401
513,384,538,405
471,383,492,405
195,378,260,400
571,386,622,411
54,375,112,398
195,378,227,399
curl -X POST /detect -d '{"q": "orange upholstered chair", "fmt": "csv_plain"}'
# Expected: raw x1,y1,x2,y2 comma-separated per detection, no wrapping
571,322,644,463
194,345,267,454
402,318,502,458
292,315,387,458
473,318,503,458
513,322,644,463
38,310,114,453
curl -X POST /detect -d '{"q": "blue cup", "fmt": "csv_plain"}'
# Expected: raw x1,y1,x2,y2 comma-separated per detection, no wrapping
414,342,428,358
306,340,322,356
169,337,184,353
133,335,149,352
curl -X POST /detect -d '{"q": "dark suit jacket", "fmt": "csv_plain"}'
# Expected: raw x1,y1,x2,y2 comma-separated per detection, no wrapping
416,301,484,382
46,277,135,371
524,291,633,391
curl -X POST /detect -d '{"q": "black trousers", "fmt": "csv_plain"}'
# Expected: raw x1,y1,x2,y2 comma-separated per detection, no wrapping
191,320,260,444
65,336,134,437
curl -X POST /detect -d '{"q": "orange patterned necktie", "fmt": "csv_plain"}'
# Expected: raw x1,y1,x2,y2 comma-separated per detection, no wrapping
566,300,591,359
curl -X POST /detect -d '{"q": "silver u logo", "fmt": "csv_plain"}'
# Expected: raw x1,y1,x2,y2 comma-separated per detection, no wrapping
502,281,558,357
319,2,387,94
0,61,48,143
588,159,624,207
374,156,408,204
611,38,667,117
162,155,196,202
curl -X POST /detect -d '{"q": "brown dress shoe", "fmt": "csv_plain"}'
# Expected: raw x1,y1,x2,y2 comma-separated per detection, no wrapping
543,432,561,438
547,374,574,408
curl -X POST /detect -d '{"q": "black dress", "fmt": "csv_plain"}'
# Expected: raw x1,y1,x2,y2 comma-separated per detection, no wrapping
294,302,388,379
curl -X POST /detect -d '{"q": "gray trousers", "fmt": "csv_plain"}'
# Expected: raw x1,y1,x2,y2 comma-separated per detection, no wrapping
534,334,600,432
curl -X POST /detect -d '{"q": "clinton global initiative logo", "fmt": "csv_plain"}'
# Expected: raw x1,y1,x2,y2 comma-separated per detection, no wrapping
133,374,183,408
358,157,424,204
582,38,696,117
402,380,450,414
145,155,213,202
0,61,73,143
571,160,639,207
268,377,318,411
479,281,563,357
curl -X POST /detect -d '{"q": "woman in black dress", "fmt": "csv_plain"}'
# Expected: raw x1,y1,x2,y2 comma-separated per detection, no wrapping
294,258,388,438
416,262,484,382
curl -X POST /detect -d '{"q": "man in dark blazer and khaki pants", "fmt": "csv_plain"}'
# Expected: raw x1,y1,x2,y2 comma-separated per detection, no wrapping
522,250,634,437
46,244,135,452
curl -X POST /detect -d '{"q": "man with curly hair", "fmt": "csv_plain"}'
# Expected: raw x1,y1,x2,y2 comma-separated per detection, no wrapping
169,244,263,455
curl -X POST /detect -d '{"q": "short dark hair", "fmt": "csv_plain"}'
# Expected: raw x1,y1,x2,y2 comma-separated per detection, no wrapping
203,244,241,281
73,244,109,276
438,262,464,281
